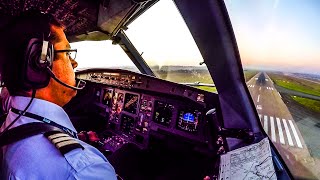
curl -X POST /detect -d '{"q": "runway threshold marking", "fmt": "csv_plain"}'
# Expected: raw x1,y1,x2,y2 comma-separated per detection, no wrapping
259,115,303,148
282,119,294,146
270,116,276,142
288,120,303,148
276,117,285,144
264,115,268,134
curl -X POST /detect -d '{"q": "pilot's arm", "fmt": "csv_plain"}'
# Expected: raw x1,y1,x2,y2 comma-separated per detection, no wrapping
64,145,117,180
45,131,117,180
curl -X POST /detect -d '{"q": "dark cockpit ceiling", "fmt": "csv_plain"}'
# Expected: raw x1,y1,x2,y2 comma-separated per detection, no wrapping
0,0,158,42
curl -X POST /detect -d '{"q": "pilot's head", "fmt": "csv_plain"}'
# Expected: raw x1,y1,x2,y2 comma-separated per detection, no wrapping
0,11,78,106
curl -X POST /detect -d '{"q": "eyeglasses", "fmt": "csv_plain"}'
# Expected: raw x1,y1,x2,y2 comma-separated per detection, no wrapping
55,49,77,60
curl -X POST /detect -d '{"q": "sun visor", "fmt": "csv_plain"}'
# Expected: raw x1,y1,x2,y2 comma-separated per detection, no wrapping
97,0,153,37
68,31,111,43
68,0,156,42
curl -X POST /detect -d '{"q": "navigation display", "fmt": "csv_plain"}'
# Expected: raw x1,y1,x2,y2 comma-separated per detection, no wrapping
123,93,139,114
153,101,174,126
102,88,113,107
177,110,201,132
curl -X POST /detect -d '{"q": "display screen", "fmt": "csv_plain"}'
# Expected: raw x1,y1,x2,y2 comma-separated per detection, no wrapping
121,114,135,135
123,93,139,114
153,101,174,126
102,89,113,106
177,110,201,132
183,113,195,122
109,92,124,123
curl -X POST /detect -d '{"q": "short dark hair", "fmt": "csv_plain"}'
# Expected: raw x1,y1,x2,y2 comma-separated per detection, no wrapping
0,11,64,95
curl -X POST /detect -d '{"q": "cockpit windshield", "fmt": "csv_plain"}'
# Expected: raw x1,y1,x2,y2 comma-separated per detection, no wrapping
125,1,213,84
72,40,139,72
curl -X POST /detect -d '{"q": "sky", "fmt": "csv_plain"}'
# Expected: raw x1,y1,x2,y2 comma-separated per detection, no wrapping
72,0,320,74
225,0,320,73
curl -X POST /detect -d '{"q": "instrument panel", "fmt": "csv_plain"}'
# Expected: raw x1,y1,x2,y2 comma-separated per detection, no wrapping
73,68,220,153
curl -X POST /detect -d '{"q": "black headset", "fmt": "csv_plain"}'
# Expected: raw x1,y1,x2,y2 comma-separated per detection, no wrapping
21,14,54,90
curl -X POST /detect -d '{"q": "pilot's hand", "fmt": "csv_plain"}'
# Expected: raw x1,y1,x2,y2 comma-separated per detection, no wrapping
78,131,88,141
88,131,100,142
203,176,211,180
78,131,100,142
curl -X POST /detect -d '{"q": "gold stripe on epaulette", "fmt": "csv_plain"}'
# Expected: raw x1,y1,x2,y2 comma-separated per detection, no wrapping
56,140,79,149
52,136,74,144
48,133,69,140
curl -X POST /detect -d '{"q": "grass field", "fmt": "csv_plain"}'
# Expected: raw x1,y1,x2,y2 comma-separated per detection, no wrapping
292,96,320,113
269,73,320,97
156,69,258,83
156,70,214,84
155,70,217,92
244,70,258,82
194,86,217,93
154,69,257,93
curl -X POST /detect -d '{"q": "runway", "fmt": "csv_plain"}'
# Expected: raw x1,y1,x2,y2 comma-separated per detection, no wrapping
247,72,305,148
246,72,320,179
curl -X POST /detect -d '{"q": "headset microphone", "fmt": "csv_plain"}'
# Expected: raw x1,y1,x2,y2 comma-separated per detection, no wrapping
46,67,86,90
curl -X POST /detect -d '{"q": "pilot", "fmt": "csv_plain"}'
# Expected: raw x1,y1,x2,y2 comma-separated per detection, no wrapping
0,11,117,179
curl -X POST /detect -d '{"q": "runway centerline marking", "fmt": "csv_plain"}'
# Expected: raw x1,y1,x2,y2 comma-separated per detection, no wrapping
288,120,303,148
256,105,262,110
282,119,294,146
270,116,276,142
276,117,285,144
259,87,261,91
257,95,260,103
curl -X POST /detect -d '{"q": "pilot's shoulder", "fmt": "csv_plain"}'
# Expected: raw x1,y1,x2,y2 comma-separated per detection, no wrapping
44,131,84,155
43,130,115,175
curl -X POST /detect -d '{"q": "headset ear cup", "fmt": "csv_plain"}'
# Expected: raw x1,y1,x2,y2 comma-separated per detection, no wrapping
22,38,52,89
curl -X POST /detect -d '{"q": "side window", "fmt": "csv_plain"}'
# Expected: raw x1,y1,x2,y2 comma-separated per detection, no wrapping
225,1,320,179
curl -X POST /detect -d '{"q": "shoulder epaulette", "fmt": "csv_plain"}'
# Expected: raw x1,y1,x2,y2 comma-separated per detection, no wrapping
44,131,84,155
